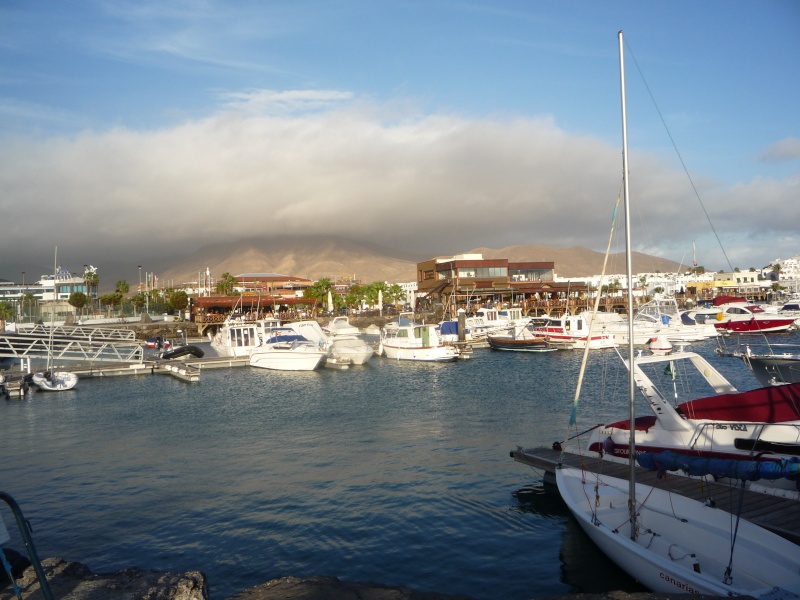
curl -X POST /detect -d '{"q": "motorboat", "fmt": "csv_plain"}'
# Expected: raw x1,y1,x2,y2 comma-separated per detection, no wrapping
288,320,374,366
249,328,327,371
210,314,281,357
584,350,800,498
323,316,361,337
742,343,800,386
380,323,459,362
691,297,795,333
531,313,617,349
584,296,717,344
382,311,415,334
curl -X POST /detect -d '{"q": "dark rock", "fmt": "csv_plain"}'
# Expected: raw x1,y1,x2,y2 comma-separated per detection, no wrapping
0,557,207,600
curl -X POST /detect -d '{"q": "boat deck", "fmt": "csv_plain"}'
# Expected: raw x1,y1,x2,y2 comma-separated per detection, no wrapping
511,446,800,546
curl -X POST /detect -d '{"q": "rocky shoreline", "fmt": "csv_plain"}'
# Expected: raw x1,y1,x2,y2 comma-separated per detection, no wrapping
1,555,726,600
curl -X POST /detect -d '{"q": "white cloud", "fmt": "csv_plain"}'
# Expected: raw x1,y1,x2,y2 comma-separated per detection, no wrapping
759,137,800,163
0,91,797,280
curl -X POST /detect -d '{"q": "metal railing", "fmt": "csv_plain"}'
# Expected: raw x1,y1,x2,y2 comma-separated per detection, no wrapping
0,491,54,600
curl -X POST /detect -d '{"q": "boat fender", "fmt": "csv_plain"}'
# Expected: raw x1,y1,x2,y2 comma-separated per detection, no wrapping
602,436,616,457
716,312,724,321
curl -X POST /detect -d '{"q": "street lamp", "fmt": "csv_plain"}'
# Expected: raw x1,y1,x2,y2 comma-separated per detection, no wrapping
138,266,142,317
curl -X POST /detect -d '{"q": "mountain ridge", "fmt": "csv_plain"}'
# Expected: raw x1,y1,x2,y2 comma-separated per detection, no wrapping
156,236,683,286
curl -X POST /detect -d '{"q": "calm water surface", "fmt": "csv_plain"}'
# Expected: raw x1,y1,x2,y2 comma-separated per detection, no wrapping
0,334,779,599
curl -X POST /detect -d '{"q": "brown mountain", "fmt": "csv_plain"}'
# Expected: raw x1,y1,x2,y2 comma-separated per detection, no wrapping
157,237,682,286
158,236,421,285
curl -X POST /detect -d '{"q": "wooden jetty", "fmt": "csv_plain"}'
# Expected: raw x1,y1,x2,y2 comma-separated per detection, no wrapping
1,352,371,398
511,446,800,546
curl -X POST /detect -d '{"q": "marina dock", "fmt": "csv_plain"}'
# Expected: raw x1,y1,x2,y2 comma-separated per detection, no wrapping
511,446,800,546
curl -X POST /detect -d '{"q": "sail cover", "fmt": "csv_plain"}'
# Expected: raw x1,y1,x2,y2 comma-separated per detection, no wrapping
637,450,800,482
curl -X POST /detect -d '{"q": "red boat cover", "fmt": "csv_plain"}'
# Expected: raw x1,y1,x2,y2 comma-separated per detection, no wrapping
676,381,800,423
712,295,747,306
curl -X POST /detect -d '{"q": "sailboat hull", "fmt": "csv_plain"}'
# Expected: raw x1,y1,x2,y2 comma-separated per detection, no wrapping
556,466,800,598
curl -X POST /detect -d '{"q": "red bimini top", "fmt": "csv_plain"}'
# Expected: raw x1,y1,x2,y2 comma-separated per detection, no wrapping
676,381,800,423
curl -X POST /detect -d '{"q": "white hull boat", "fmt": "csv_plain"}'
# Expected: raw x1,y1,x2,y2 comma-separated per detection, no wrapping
324,316,361,337
31,371,78,392
558,466,800,598
249,328,326,371
210,317,281,357
330,336,374,365
380,323,459,362
288,320,374,366
556,32,800,600
532,313,617,349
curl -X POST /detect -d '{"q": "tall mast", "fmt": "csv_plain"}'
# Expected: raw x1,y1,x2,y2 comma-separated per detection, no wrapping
618,30,636,541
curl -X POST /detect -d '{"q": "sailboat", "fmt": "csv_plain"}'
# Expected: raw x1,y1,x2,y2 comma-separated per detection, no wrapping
31,248,78,392
555,32,800,597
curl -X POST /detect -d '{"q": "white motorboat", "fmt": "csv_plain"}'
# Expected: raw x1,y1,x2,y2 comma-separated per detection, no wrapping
249,328,326,371
323,316,361,337
584,296,717,345
210,315,281,357
557,33,800,599
380,323,459,362
288,320,374,365
531,313,617,349
383,311,415,334
691,297,796,334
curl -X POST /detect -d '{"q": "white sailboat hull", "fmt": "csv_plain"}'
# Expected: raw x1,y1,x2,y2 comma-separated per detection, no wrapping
557,466,800,598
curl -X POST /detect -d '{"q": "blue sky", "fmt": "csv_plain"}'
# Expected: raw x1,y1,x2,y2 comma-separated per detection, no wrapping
1,1,798,282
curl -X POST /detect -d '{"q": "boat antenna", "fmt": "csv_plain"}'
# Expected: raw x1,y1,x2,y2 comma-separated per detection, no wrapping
619,30,637,541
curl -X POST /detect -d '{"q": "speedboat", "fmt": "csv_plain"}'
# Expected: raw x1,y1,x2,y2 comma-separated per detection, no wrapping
583,351,800,499
691,297,795,333
249,328,326,371
380,323,459,362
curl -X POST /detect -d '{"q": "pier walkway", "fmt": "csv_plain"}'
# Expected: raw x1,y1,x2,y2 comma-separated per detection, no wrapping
511,446,800,546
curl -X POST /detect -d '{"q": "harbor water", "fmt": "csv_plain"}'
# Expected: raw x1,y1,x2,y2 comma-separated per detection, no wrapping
0,334,782,599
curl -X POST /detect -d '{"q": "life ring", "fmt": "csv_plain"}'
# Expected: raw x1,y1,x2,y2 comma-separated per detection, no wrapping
715,313,724,321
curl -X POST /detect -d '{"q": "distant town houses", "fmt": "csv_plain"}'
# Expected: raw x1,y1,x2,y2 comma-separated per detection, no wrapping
1,253,798,323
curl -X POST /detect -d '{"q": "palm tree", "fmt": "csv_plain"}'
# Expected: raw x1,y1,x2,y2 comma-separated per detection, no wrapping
0,300,14,332
215,272,238,296
84,268,99,316
304,278,333,315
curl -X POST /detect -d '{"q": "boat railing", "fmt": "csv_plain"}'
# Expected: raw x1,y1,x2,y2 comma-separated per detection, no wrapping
0,491,55,600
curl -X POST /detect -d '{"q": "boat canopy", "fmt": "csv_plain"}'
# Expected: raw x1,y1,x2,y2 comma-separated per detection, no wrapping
637,450,800,482
440,321,460,336
676,382,800,423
